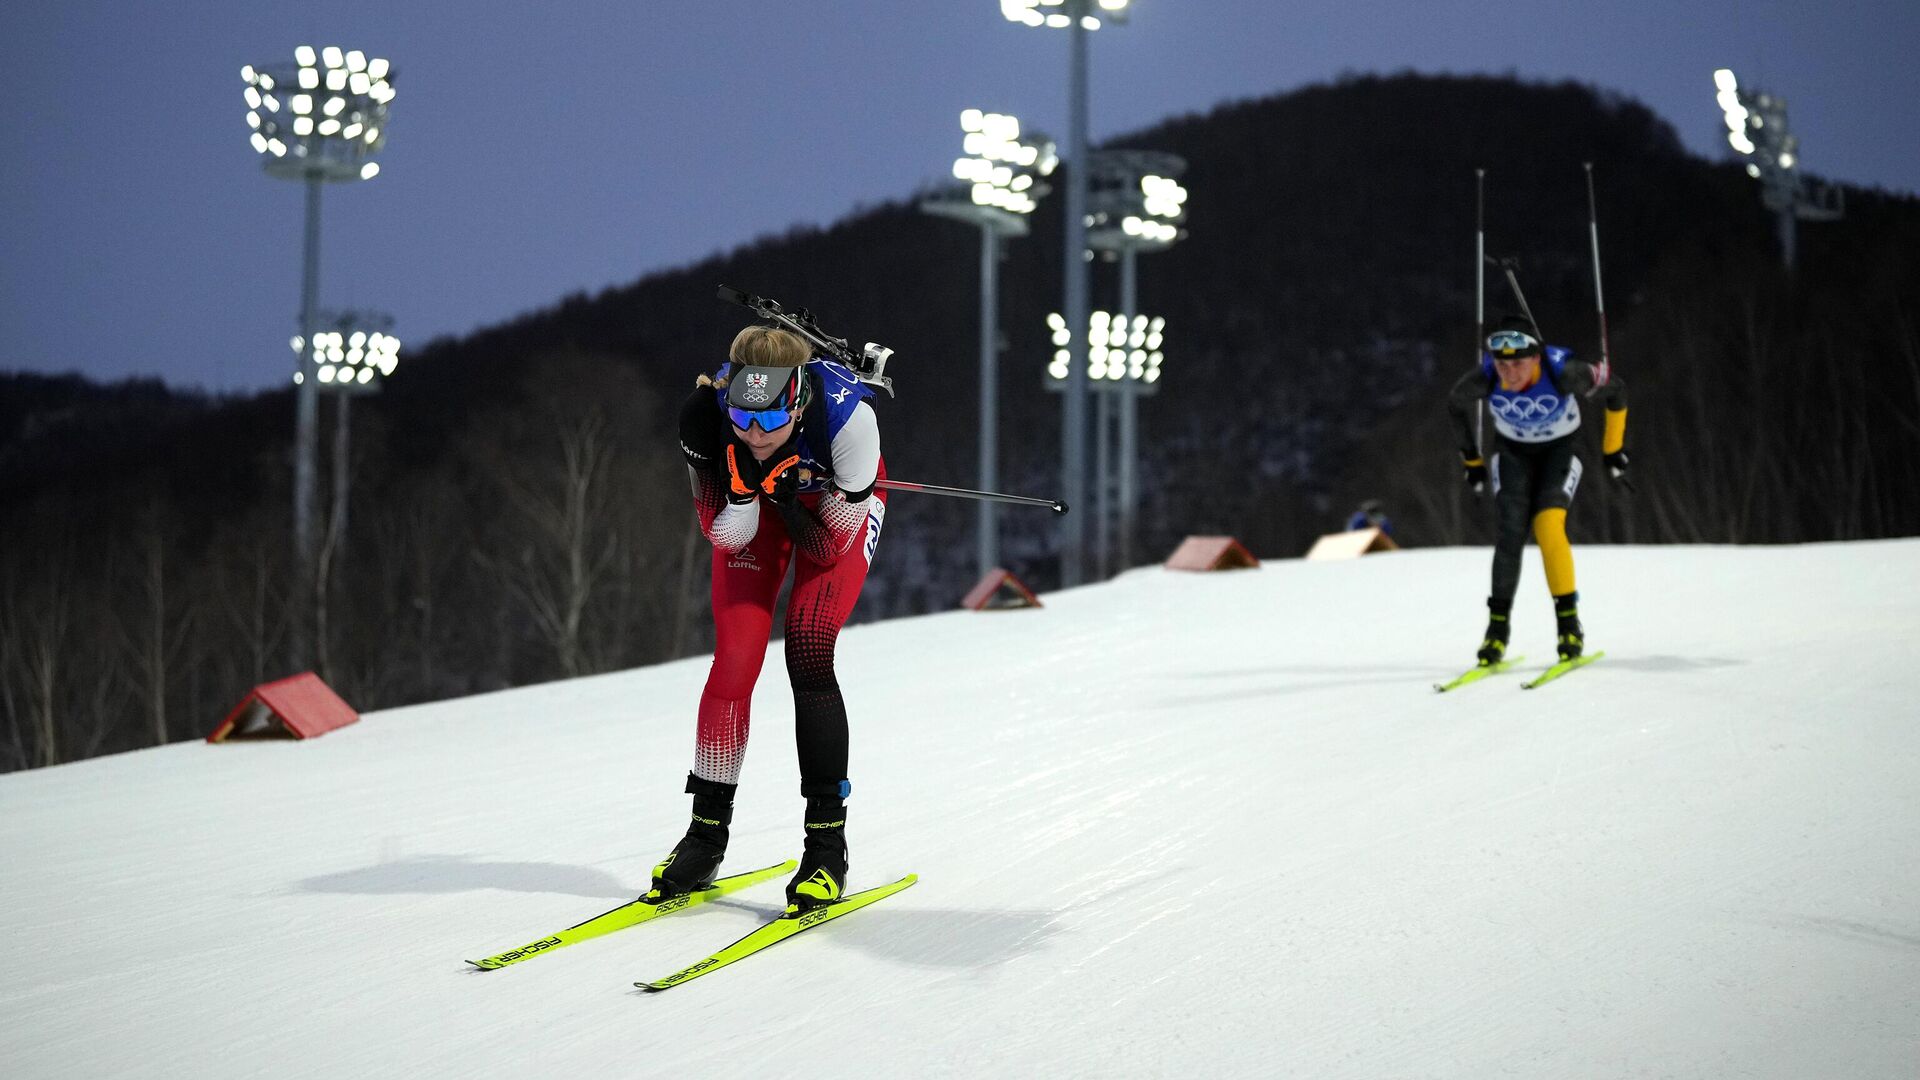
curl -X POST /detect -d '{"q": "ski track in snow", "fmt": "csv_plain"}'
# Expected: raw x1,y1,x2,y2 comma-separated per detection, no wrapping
3,542,1919,1078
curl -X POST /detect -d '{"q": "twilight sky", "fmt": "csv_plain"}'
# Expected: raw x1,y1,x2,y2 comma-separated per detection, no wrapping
3,1,1916,393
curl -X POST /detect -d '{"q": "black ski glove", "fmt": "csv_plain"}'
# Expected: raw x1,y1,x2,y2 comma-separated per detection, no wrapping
724,433,802,506
761,451,802,508
1461,455,1489,494
1603,449,1629,481
677,388,725,474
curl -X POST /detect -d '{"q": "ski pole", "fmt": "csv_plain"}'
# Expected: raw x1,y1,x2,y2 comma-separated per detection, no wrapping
1583,162,1613,384
1475,168,1486,358
1475,168,1487,458
876,478,1068,514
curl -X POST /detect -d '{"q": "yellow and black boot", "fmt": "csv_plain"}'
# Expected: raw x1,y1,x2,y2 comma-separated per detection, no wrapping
650,773,735,899
785,785,849,913
1553,592,1584,661
1477,596,1514,666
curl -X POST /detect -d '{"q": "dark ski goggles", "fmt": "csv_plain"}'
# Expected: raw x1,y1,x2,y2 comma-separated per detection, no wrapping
725,365,806,433
1487,329,1541,357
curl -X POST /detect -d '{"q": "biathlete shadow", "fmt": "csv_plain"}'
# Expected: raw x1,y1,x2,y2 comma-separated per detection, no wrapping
1577,655,1743,674
291,855,640,901
1155,664,1438,708
810,906,1065,973
802,866,1192,975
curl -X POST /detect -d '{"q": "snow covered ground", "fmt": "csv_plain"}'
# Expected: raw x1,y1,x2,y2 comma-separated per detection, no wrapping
4,541,1918,1079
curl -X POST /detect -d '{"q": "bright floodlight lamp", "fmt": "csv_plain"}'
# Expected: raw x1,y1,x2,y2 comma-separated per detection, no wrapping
1086,150,1187,254
240,44,397,671
1002,0,1130,30
1711,68,1842,270
922,110,1057,579
1000,0,1133,585
294,310,400,393
929,109,1058,227
1046,311,1164,393
243,46,394,181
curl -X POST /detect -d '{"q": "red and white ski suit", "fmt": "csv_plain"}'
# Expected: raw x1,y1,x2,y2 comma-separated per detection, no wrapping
687,401,885,790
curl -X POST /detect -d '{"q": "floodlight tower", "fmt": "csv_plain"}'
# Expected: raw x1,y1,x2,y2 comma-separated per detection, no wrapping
1713,68,1843,271
921,110,1058,579
1086,150,1185,573
293,311,401,546
240,45,395,668
1000,0,1131,586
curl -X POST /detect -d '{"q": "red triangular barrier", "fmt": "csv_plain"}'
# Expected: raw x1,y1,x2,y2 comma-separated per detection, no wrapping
960,568,1043,610
207,672,360,743
1163,535,1260,571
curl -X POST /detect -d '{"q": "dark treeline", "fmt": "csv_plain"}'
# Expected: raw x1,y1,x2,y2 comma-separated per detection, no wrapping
4,73,1917,771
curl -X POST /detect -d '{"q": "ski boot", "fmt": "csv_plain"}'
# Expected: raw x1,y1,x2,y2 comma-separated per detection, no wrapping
649,773,736,900
1476,596,1514,667
785,782,850,914
1553,592,1584,661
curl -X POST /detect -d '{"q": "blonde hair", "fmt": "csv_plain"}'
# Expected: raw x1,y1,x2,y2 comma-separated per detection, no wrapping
729,325,809,368
700,325,810,389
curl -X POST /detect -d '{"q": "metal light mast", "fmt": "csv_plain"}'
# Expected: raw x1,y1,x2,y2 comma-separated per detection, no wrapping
921,111,1058,579
1001,0,1131,586
1086,150,1185,574
1714,68,1842,271
240,45,395,669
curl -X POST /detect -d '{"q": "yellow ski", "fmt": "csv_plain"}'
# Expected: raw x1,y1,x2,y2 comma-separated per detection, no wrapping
1521,650,1605,689
637,874,919,992
467,860,795,970
1434,656,1525,693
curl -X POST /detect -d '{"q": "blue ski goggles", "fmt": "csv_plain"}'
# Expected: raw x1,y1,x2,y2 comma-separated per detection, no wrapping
1486,329,1541,357
727,404,798,433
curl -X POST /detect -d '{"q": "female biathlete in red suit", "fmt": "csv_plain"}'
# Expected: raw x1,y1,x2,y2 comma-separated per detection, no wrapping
652,324,886,912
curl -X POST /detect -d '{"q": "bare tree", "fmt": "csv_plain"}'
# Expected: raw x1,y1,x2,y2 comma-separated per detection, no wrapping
1,557,73,769
120,501,198,746
479,412,621,678
208,512,291,691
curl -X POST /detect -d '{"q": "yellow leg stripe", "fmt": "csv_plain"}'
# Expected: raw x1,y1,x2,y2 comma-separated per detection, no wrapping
1533,508,1577,595
1602,408,1628,455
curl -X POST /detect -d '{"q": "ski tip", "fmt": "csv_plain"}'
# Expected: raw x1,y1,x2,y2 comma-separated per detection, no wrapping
467,959,499,971
636,981,669,992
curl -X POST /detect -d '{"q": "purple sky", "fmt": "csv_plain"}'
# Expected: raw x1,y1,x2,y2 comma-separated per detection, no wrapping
3,1,1915,393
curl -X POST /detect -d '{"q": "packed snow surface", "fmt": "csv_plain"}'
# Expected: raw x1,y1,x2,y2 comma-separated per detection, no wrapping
4,542,1919,1078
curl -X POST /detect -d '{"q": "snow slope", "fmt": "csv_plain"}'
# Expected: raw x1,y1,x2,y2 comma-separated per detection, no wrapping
4,542,1918,1079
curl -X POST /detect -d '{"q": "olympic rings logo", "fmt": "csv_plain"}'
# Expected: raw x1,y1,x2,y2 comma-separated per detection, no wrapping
1490,394,1562,422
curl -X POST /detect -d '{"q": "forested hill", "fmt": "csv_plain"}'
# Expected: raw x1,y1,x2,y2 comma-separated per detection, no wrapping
5,73,1918,770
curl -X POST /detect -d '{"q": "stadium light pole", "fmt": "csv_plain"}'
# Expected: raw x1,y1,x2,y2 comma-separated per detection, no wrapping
1001,0,1130,586
294,312,400,675
921,111,1058,579
1086,150,1185,573
1713,68,1842,271
294,311,401,548
240,45,396,670
1046,310,1166,502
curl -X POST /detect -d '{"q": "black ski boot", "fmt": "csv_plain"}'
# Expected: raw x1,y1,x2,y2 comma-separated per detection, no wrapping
785,784,849,913
650,773,736,900
1553,592,1584,661
1477,596,1514,667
